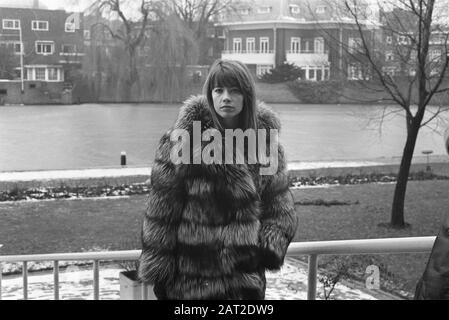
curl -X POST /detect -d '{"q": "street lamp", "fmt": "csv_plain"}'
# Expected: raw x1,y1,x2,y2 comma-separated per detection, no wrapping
422,150,433,172
19,22,24,94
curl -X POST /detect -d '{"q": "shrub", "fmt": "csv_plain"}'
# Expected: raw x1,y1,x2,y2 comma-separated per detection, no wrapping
259,63,303,83
287,80,343,104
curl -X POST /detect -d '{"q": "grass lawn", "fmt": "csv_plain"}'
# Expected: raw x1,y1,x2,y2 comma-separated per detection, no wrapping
1,164,448,299
291,180,449,298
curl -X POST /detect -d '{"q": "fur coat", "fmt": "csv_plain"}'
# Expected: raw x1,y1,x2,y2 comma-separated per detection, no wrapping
138,95,298,300
414,213,449,300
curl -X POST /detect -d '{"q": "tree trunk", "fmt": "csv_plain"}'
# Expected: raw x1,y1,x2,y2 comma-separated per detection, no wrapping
124,49,138,102
390,122,420,228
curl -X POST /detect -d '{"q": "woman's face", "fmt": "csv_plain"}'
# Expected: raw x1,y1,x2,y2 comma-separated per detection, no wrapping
212,86,244,126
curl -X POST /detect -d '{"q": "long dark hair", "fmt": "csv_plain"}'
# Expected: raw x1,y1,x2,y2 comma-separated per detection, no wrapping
203,59,258,131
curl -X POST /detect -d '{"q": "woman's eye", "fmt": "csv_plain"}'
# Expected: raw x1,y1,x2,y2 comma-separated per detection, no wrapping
230,88,241,94
213,88,223,94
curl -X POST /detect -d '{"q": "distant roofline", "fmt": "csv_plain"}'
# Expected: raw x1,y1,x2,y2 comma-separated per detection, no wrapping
0,6,74,14
216,19,380,29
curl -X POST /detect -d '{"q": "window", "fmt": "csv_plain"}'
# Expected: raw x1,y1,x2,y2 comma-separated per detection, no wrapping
291,37,301,53
2,19,20,30
397,35,408,45
308,68,316,80
290,5,300,14
233,38,242,53
348,63,363,80
239,9,250,15
257,64,273,76
25,66,62,81
348,37,362,54
0,41,22,54
386,36,392,44
61,44,76,55
257,6,271,14
260,37,269,53
304,40,310,52
246,38,255,53
84,30,91,40
65,22,75,32
382,66,396,76
36,41,54,55
316,6,326,14
314,37,324,54
48,68,59,81
31,20,49,31
430,49,441,62
35,68,46,80
385,51,394,61
13,42,22,54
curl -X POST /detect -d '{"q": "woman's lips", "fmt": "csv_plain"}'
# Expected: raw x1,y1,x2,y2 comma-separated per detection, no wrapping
221,106,234,110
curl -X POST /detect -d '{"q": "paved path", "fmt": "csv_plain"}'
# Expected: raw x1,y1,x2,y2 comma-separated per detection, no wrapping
0,258,398,300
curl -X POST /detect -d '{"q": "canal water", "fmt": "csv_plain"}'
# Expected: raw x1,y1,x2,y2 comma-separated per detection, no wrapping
0,103,448,172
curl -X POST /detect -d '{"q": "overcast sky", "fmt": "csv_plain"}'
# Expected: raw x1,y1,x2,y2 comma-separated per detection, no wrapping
0,0,94,11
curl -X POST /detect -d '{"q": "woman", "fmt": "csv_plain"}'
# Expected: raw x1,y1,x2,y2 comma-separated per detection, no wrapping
138,59,298,300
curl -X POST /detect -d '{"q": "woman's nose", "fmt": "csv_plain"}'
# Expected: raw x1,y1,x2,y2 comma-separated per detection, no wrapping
222,89,231,102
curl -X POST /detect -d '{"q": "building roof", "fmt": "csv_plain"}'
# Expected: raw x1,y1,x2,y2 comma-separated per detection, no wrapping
218,0,376,26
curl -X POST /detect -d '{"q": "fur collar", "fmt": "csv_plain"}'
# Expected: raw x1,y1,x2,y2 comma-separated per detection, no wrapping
174,95,281,132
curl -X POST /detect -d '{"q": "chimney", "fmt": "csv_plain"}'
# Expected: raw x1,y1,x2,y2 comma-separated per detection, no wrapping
278,0,288,18
33,0,40,9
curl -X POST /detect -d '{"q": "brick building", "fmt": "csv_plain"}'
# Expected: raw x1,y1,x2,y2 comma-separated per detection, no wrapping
380,8,449,78
218,0,378,80
0,6,84,104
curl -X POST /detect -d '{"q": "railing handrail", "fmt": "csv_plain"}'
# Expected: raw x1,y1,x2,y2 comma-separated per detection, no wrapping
0,250,140,263
222,50,275,54
0,236,436,263
0,237,436,300
286,50,329,55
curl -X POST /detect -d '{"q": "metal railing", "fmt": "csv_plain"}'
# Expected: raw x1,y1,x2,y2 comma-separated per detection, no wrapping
286,50,329,55
0,236,436,300
222,50,275,54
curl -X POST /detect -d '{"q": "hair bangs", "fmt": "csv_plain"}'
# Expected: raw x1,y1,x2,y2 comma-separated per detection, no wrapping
211,65,242,91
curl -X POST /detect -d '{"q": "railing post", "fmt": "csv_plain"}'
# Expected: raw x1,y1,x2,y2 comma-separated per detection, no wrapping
53,261,59,300
93,260,99,300
141,283,148,300
307,254,318,300
23,261,28,300
0,263,2,300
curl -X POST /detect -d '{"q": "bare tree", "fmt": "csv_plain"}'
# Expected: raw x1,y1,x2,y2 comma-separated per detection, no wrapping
142,13,198,101
168,0,241,64
95,0,167,100
334,0,449,228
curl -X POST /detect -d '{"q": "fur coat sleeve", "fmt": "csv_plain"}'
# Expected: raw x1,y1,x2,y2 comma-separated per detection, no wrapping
258,142,298,270
138,130,184,286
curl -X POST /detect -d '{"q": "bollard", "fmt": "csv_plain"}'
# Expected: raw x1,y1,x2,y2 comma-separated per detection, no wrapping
121,151,127,166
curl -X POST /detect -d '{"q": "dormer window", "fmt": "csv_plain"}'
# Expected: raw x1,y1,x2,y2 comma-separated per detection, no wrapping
239,8,250,15
65,22,75,32
316,6,326,14
257,6,272,14
290,5,300,14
